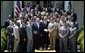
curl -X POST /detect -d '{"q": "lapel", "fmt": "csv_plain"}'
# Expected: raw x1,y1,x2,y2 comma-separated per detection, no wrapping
34,22,39,29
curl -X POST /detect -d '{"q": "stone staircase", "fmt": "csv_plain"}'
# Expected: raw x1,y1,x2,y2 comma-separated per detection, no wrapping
35,50,56,52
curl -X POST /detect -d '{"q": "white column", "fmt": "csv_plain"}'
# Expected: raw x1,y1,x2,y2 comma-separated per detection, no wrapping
64,1,70,12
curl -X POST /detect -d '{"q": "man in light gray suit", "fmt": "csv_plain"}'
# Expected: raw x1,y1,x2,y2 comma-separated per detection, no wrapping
13,22,20,52
26,19,33,52
59,21,69,52
69,22,77,52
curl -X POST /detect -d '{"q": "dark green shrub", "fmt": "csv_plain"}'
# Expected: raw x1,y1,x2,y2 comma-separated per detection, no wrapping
1,28,7,51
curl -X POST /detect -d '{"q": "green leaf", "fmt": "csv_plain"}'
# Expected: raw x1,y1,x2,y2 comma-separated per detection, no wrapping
1,28,6,51
77,30,84,44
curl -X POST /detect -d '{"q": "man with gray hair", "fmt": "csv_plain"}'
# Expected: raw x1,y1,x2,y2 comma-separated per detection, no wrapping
59,21,69,52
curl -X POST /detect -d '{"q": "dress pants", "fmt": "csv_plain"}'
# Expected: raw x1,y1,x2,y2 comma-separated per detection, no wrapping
59,37,68,52
43,32,49,49
33,33,40,50
27,39,33,52
20,38,27,52
39,33,44,48
13,38,20,52
69,37,76,52
49,35,56,50
7,34,14,52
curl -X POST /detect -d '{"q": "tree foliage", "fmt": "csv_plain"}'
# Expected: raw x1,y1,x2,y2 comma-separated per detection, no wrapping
77,27,84,52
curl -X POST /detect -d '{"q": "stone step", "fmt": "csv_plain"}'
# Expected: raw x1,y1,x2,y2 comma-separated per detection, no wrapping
35,50,56,52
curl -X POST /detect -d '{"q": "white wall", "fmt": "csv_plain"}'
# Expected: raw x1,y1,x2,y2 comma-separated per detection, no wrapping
72,1,84,29
1,1,13,26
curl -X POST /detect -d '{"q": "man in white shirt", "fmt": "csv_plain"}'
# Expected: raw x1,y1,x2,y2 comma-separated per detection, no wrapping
13,22,20,52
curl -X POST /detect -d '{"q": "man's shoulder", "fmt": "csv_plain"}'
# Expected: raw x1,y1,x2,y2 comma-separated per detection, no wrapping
14,26,19,29
54,22,57,24
48,22,52,25
7,26,13,29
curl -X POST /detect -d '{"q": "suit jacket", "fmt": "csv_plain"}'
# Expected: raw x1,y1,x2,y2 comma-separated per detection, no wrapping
26,23,33,39
19,26,27,42
41,20,49,36
69,27,77,38
32,21,42,34
7,25,14,47
13,25,20,41
48,22,57,37
42,21,49,30
7,25,13,35
59,26,69,38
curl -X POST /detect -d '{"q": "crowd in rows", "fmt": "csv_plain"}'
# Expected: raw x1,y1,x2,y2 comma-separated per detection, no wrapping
5,4,78,52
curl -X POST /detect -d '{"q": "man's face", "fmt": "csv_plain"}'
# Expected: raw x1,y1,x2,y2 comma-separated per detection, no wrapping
38,11,40,14
29,19,31,23
70,22,74,27
55,12,58,15
58,14,61,18
61,21,66,27
44,16,47,20
61,15,65,21
50,18,55,23
67,15,71,20
36,18,40,22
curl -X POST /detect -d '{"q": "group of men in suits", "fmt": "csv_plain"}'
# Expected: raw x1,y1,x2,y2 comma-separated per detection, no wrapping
5,4,78,52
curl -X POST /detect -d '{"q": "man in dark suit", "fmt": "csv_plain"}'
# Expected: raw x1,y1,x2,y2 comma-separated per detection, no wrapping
7,20,14,52
19,20,27,52
32,17,41,50
42,16,49,50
